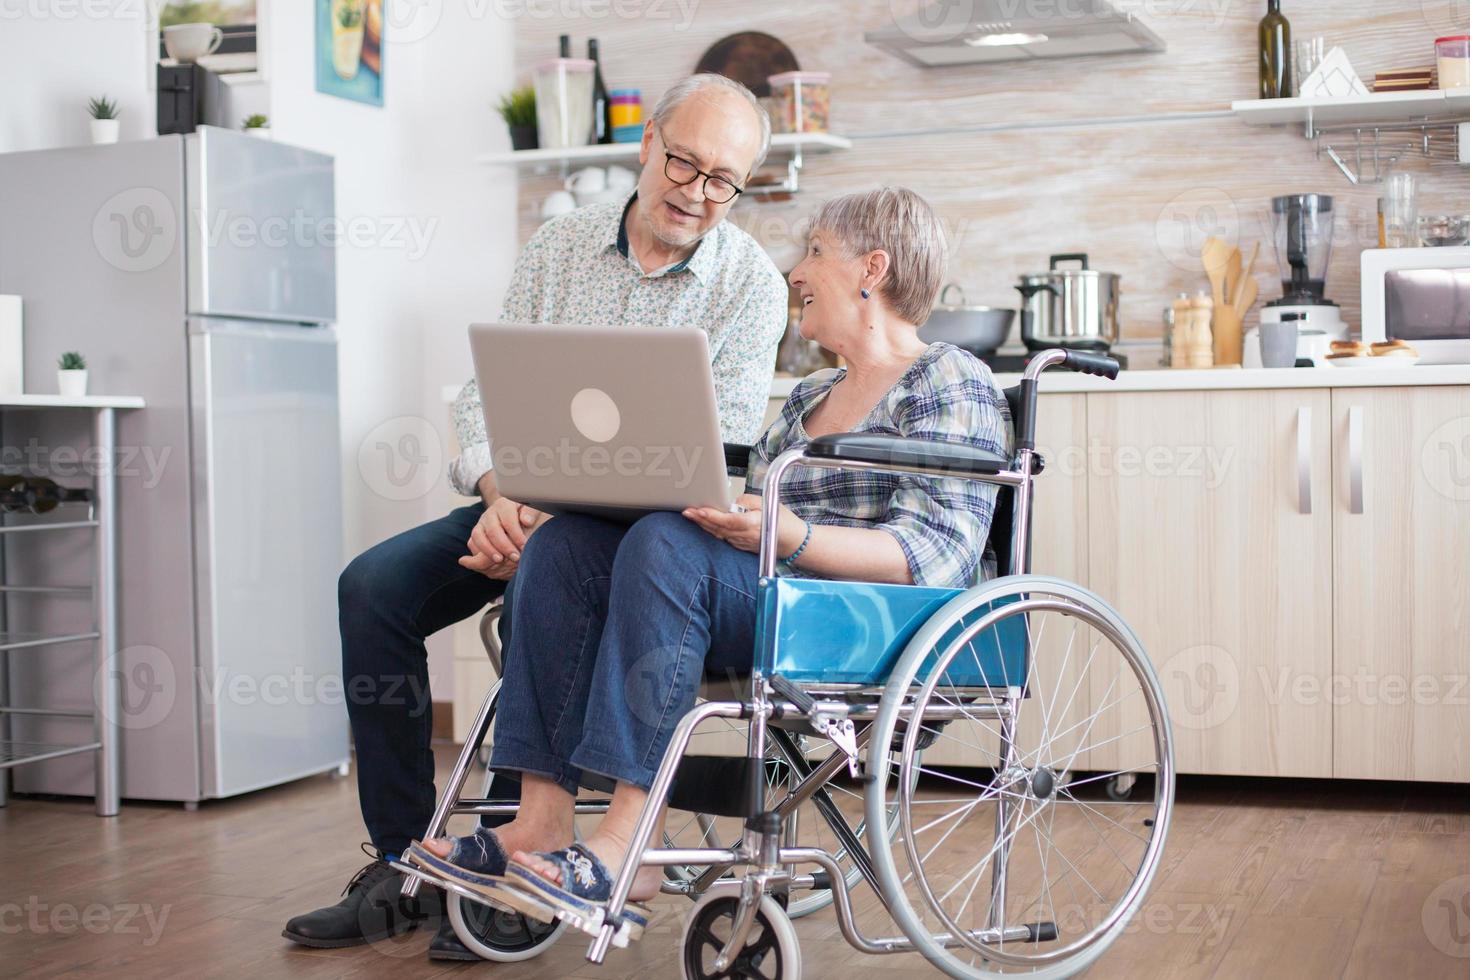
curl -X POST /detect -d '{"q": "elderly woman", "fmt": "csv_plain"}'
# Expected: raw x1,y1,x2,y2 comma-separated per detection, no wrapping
414,187,1012,923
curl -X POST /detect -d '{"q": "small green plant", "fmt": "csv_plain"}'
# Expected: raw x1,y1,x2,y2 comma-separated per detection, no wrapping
242,113,269,129
87,96,119,121
496,86,537,128
336,2,362,29
58,351,86,371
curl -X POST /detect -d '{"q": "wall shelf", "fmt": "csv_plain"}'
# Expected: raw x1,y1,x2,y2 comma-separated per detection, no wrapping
1231,90,1470,130
475,131,852,171
1232,91,1470,184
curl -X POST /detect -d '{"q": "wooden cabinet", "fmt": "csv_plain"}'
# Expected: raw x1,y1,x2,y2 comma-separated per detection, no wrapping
1331,386,1470,782
1085,390,1335,778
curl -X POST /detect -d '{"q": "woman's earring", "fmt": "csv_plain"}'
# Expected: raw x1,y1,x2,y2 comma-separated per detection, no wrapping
860,288,871,300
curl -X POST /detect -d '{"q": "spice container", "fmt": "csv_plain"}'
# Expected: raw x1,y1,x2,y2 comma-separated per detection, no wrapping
1436,35,1470,89
609,88,643,143
768,71,831,133
533,58,596,149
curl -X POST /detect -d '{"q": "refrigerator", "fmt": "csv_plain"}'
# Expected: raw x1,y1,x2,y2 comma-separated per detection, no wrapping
0,126,348,803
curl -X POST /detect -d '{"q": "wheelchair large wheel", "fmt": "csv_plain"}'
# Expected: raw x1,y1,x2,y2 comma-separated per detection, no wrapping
864,575,1174,979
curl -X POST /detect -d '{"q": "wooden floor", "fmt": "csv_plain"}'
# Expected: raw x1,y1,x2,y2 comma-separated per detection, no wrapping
3,745,1469,979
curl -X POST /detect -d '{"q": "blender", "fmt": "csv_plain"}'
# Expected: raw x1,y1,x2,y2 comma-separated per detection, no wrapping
1244,193,1348,367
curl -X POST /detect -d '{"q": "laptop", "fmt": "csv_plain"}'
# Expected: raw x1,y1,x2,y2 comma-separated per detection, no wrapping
469,322,735,520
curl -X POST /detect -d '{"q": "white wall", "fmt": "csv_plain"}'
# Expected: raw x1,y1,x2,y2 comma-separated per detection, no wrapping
0,5,154,152
1,2,519,698
265,3,518,696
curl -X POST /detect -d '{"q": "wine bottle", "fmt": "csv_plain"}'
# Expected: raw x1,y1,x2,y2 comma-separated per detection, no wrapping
589,39,611,144
1258,0,1292,99
558,34,570,58
0,475,92,514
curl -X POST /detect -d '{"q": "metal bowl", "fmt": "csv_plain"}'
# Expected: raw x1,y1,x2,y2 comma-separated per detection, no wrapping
920,285,1015,355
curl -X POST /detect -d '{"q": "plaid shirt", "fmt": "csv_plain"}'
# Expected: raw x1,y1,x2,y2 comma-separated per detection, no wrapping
746,344,1013,589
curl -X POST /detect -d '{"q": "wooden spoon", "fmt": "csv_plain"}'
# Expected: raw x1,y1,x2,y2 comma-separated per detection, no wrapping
1226,247,1242,305
1232,241,1261,313
1201,237,1232,310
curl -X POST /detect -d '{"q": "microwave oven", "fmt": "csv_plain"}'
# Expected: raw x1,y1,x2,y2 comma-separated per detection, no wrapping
1361,246,1470,363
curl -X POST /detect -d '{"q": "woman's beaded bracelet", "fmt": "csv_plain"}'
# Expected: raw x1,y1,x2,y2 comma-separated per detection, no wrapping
779,520,814,569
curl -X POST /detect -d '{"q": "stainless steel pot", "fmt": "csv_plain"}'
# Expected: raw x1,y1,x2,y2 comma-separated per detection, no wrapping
919,284,1015,355
1016,253,1121,351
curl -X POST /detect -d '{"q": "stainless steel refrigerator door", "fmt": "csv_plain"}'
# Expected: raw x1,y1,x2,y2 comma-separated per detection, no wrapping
186,126,336,324
189,317,347,798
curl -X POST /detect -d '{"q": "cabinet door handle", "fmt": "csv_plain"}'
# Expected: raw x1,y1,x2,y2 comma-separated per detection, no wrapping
1296,406,1312,515
1348,405,1365,515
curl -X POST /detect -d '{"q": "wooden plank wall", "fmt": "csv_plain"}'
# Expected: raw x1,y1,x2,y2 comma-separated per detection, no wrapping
509,1,1470,341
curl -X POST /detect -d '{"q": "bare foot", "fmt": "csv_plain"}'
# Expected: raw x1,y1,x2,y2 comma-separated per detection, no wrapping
421,820,569,864
513,832,662,903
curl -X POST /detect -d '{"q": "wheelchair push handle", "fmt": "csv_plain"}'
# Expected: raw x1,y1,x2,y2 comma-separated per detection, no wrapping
1060,349,1121,380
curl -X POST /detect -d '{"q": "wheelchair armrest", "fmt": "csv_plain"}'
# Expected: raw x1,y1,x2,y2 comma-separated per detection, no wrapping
724,442,752,477
806,433,1010,477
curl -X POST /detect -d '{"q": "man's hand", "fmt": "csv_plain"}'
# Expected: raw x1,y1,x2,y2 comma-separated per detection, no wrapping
683,493,806,557
459,496,547,579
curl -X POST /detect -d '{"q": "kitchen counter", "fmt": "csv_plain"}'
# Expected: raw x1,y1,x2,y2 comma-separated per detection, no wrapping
441,365,1470,406
771,364,1470,398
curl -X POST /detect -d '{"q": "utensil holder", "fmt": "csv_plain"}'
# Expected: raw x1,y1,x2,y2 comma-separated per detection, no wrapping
1213,305,1243,366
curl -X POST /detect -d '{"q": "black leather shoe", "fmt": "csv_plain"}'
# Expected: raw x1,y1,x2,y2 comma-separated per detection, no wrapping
427,915,480,961
282,845,444,949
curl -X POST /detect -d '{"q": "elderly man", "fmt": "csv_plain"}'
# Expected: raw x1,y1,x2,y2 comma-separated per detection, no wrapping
282,74,788,958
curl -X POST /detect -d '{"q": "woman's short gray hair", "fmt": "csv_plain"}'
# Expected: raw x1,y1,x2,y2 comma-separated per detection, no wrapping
808,187,948,325
650,74,773,176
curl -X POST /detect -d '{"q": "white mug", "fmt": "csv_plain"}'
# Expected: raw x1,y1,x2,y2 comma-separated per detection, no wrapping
164,23,224,64
604,164,637,192
565,167,607,195
541,190,577,220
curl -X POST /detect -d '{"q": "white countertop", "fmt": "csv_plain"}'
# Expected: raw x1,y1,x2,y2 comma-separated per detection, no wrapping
445,365,1470,405
773,364,1470,397
0,394,146,409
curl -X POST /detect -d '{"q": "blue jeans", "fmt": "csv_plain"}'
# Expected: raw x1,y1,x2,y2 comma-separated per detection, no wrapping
490,512,760,793
340,503,508,855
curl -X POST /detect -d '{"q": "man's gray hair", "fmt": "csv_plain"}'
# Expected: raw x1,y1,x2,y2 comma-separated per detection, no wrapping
649,73,773,176
807,188,949,326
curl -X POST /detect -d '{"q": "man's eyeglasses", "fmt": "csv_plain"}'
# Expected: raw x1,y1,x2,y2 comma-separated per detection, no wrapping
660,139,744,205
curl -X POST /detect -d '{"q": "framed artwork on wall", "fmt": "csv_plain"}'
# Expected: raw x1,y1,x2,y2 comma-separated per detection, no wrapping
315,0,383,106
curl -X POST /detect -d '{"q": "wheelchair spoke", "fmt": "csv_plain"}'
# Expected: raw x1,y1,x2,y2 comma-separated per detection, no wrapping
1059,790,1154,850
1048,720,1156,768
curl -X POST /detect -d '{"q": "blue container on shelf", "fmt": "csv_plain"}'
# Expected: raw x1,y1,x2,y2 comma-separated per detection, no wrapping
612,122,645,143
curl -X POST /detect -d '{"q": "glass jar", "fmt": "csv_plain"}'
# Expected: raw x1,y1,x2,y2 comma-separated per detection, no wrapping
767,71,831,134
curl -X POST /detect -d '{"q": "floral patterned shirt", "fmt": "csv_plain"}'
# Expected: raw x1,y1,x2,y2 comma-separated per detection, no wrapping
745,344,1014,589
448,193,789,496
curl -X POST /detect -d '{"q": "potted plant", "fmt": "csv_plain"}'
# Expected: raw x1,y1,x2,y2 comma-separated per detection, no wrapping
57,351,88,397
88,96,120,145
242,113,271,139
496,86,538,151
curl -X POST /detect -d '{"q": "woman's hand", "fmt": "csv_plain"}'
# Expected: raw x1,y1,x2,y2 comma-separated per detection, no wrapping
684,493,807,558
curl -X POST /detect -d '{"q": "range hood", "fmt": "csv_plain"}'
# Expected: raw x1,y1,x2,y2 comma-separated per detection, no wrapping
866,0,1166,68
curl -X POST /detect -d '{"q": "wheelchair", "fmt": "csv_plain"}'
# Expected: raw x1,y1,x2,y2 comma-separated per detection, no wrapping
396,347,1176,978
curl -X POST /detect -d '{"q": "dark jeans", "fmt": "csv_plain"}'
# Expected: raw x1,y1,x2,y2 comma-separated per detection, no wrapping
340,502,508,856
490,512,760,793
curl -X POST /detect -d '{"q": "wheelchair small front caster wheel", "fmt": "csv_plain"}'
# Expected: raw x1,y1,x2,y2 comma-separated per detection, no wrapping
679,892,800,980
447,893,566,962
1105,773,1137,801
